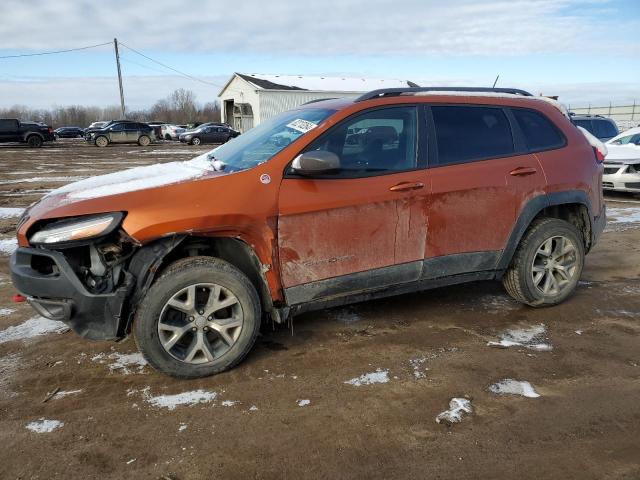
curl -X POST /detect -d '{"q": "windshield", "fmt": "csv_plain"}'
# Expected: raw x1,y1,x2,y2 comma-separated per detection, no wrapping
205,107,336,172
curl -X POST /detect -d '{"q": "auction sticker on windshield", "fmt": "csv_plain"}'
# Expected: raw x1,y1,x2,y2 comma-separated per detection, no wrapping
287,119,318,134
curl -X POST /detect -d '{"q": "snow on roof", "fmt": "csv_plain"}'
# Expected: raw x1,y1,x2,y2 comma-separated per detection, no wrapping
236,73,416,92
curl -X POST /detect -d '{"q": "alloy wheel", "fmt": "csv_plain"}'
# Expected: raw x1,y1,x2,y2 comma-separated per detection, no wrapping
158,283,243,364
531,235,578,296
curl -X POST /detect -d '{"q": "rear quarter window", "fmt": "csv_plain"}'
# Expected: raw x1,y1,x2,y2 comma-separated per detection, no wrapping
431,106,514,165
511,108,565,152
592,119,618,139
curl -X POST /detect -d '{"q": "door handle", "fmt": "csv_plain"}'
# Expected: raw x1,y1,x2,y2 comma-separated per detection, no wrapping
389,181,425,192
509,167,537,177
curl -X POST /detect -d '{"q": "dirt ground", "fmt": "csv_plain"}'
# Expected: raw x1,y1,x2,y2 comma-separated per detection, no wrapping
0,140,639,480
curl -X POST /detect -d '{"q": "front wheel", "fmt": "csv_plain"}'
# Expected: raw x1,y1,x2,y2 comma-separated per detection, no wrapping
133,257,261,378
503,218,584,307
94,135,109,147
138,135,151,146
191,137,201,146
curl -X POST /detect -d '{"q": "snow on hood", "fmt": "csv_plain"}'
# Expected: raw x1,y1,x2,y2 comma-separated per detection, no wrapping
47,151,216,201
604,144,640,163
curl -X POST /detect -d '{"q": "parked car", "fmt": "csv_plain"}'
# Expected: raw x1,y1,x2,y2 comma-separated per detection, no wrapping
161,124,186,140
0,118,55,147
87,121,108,130
11,87,606,378
601,127,640,193
85,121,155,147
54,127,85,138
179,124,239,145
84,119,138,137
571,114,619,142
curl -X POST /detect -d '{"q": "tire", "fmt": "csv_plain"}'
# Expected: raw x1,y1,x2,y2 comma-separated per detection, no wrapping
94,135,109,147
191,137,201,146
138,135,151,146
503,218,585,307
133,256,261,378
164,134,172,140
26,135,43,148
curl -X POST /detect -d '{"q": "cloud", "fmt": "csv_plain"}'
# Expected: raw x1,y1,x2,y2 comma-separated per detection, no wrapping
1,0,638,56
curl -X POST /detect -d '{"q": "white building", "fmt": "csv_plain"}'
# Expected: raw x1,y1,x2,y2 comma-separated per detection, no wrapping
218,73,418,132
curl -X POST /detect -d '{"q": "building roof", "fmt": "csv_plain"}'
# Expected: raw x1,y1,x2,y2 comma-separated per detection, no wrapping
220,73,418,95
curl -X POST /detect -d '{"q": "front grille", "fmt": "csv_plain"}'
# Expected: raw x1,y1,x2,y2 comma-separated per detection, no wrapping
624,182,640,189
603,182,614,188
604,167,619,175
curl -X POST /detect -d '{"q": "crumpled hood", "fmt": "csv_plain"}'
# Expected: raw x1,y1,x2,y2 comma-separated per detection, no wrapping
604,144,640,163
47,151,217,202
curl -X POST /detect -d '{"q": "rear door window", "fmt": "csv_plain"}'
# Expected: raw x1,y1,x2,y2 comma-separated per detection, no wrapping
511,108,565,151
431,106,514,165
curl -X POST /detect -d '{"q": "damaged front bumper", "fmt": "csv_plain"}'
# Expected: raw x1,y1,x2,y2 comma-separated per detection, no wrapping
10,247,132,340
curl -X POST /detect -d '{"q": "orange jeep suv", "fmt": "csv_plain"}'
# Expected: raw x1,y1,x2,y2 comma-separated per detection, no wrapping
10,87,606,378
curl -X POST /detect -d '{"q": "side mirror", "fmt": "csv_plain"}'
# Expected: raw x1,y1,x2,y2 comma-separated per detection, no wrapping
291,151,341,175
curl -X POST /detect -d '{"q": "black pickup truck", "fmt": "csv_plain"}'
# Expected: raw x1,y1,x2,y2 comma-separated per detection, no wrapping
0,118,56,147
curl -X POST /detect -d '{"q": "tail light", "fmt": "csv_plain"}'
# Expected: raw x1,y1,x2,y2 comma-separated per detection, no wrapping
593,146,606,163
47,127,53,134
576,126,607,163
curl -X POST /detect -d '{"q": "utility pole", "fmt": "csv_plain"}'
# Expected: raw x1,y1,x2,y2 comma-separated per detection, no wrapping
113,38,126,118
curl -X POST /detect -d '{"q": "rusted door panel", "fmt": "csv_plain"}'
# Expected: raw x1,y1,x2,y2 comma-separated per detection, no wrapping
425,154,544,260
278,173,429,289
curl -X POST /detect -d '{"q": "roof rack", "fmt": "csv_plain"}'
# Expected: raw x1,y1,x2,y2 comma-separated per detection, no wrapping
355,87,533,102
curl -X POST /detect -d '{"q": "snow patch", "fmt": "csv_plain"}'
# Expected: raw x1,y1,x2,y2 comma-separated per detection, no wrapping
297,399,311,407
487,323,552,351
607,207,640,225
409,357,429,379
0,316,68,344
249,405,258,411
221,400,238,407
0,308,16,316
345,368,389,386
146,389,217,410
0,207,24,219
178,423,188,432
91,351,147,374
26,419,64,433
0,238,18,255
489,379,540,398
436,398,473,425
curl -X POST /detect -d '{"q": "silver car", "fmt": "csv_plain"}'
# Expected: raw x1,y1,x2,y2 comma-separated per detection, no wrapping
602,127,640,193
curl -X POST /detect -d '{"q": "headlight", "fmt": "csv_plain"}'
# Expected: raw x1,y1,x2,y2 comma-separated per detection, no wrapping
29,213,123,246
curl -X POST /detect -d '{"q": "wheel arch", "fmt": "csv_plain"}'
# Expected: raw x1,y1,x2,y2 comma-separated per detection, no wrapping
24,132,44,142
124,234,277,333
497,191,593,274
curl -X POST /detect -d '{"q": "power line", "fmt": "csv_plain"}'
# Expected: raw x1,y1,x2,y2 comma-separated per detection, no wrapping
0,42,112,59
118,42,223,88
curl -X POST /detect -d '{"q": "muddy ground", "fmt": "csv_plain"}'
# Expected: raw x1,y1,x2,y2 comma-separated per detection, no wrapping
0,140,638,480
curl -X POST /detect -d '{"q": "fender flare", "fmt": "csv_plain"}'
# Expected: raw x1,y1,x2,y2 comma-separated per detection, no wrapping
496,190,593,271
23,132,45,142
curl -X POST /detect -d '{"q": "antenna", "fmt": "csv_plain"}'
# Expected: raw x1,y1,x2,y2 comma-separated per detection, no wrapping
492,75,500,88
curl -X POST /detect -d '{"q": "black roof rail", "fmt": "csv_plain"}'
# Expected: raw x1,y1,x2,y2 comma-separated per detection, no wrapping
355,87,533,102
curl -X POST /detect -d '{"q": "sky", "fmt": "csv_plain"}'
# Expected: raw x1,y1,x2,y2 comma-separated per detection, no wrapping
0,0,638,110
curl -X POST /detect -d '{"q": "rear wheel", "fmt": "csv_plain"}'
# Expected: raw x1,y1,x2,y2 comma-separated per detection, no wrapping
503,218,584,307
133,257,261,378
26,135,43,148
94,135,108,147
191,137,201,146
164,134,172,140
138,135,151,146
